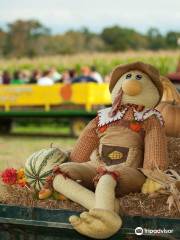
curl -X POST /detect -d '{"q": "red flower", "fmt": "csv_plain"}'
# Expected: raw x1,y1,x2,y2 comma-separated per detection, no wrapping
1,168,17,185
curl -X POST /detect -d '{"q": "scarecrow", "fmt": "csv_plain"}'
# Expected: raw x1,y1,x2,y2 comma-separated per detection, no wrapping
30,62,169,239
47,62,168,239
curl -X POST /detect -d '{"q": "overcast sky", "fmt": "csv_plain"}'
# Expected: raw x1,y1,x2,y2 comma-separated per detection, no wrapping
0,0,180,34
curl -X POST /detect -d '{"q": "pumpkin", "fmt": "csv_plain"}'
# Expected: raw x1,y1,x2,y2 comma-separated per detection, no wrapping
156,101,180,137
160,76,180,103
25,148,68,191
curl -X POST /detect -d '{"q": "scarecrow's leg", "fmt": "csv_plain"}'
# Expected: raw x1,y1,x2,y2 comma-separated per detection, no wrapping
53,162,96,210
70,174,122,239
95,174,118,211
53,163,120,212
53,174,95,210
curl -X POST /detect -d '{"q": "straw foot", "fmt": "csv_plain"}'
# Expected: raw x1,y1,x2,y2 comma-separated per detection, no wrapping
69,208,122,239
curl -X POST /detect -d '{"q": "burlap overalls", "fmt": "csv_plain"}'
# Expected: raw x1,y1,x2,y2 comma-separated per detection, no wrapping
59,109,147,197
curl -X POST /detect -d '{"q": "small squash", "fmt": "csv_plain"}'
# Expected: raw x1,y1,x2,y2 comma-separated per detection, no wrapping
142,178,162,194
39,188,52,199
156,101,180,137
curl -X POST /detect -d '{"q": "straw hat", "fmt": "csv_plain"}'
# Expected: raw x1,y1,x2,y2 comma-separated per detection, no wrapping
109,62,163,101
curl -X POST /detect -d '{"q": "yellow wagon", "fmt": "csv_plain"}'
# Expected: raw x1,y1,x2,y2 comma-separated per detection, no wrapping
0,83,111,136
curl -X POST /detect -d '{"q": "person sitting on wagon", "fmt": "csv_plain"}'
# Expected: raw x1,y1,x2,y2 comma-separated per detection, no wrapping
90,66,104,83
72,66,97,83
167,61,180,91
11,71,25,85
38,70,54,86
2,71,11,85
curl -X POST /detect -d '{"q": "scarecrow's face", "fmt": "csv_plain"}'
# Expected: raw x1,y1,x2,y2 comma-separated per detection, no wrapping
111,70,160,108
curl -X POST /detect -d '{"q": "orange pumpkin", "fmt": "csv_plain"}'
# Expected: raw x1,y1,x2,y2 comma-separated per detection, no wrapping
156,101,180,137
160,76,180,103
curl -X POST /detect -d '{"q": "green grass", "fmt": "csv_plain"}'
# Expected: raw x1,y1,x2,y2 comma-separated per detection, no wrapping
12,124,70,135
0,135,75,171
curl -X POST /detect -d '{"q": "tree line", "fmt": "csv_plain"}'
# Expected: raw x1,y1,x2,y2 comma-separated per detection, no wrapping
0,20,179,58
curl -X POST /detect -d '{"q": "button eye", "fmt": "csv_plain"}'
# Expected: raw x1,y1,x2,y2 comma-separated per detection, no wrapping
126,73,132,79
136,74,142,80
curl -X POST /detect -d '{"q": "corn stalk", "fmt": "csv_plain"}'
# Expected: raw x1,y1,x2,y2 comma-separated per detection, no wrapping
140,167,180,213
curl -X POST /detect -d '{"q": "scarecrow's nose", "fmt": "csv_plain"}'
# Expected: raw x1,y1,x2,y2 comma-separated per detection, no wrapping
122,79,142,96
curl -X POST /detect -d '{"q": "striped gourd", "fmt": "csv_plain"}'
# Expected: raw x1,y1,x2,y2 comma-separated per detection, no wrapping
25,148,67,191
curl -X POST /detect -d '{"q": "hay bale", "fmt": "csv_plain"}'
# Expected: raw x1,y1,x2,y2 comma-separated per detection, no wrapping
0,137,179,218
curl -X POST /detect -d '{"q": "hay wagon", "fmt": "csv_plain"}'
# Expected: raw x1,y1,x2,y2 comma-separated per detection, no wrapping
0,204,179,240
0,83,111,137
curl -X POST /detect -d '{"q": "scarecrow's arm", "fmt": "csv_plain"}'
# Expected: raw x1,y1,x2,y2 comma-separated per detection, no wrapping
143,115,169,170
70,117,99,162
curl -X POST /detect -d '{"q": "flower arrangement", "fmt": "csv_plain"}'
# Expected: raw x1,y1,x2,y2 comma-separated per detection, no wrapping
1,168,27,187
0,167,67,201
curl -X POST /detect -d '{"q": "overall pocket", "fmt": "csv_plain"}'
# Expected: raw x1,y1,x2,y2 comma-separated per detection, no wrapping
101,145,129,166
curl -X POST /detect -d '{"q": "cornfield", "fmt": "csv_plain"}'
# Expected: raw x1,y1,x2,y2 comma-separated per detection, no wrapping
0,50,180,76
